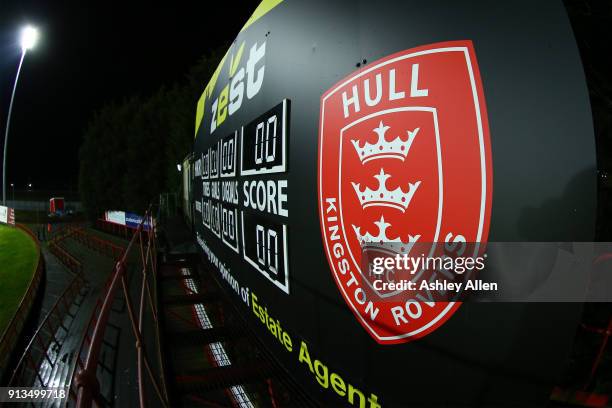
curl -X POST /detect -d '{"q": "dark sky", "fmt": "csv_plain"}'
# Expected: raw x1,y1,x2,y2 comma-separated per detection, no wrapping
0,1,258,192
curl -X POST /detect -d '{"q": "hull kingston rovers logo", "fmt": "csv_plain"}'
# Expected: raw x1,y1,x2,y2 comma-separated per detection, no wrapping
318,41,492,344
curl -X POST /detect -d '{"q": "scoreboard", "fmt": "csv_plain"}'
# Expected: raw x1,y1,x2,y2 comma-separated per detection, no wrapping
190,1,596,406
197,100,290,293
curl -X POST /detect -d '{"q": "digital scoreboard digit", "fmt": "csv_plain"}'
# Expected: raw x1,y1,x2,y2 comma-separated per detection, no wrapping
241,211,289,294
210,142,220,178
220,131,238,178
197,99,291,294
221,205,240,253
240,100,288,175
239,99,291,294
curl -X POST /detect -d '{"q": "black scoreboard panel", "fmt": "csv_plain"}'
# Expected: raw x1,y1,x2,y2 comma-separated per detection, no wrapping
197,98,291,294
241,210,289,293
221,205,239,253
241,100,288,175
191,1,595,406
220,131,238,178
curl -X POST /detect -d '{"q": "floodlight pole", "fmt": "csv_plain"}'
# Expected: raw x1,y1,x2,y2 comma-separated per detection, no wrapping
3,49,26,205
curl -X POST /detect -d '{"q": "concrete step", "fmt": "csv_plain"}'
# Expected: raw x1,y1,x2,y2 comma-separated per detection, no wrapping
163,293,221,306
175,363,278,394
165,327,244,347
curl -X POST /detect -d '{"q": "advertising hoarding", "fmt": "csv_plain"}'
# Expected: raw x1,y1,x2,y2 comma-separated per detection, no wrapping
104,210,151,231
104,210,126,226
0,206,15,226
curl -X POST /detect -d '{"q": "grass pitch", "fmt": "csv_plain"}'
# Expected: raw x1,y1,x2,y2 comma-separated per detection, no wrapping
0,225,39,337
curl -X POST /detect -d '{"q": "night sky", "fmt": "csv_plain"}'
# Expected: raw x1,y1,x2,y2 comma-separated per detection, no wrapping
0,1,258,192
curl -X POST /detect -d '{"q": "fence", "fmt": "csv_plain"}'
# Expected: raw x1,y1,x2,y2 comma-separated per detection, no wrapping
0,225,44,381
7,223,130,391
95,219,133,239
5,200,83,212
46,225,88,275
8,274,86,387
5,223,87,387
71,208,168,407
581,316,612,384
67,227,124,259
49,241,83,275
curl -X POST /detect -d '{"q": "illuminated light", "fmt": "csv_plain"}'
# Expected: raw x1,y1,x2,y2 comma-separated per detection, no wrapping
181,268,255,408
20,25,39,51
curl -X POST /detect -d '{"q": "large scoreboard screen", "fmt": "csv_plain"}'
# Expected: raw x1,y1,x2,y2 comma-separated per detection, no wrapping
198,100,290,293
191,1,596,406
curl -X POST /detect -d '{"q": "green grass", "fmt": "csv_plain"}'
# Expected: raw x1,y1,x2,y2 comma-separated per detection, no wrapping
0,225,39,337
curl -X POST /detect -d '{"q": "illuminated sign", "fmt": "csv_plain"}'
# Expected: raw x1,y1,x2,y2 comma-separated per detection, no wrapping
0,206,14,225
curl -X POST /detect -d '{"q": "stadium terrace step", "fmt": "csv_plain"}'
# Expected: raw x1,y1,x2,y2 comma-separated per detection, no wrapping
162,292,221,306
9,275,88,391
159,263,197,278
157,219,317,407
160,271,197,280
175,363,279,393
165,327,245,346
160,258,196,267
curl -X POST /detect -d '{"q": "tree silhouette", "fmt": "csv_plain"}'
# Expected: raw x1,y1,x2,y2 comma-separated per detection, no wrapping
78,46,226,219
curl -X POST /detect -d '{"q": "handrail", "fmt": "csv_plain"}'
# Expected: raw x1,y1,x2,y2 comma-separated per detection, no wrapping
49,240,83,275
581,317,612,389
64,225,125,260
0,224,44,380
8,272,85,386
73,207,168,407
580,253,612,390
47,223,83,275
95,218,132,239
5,223,87,386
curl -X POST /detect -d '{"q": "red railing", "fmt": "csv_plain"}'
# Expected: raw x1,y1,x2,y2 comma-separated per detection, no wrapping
0,224,44,380
581,317,612,386
49,240,83,275
46,224,83,275
63,226,125,260
8,273,86,387
5,223,88,387
71,208,168,407
95,219,132,239
582,253,612,393
48,223,80,242
550,253,612,407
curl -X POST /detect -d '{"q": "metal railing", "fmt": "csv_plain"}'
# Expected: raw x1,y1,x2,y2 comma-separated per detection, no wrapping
8,273,86,387
95,219,132,239
580,254,612,392
71,208,168,407
0,224,44,381
63,226,125,260
5,199,83,212
581,317,612,388
46,225,97,275
49,240,83,275
6,223,88,388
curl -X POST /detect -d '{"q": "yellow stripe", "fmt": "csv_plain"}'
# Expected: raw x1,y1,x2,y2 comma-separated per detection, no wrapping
229,42,246,77
240,0,284,33
194,51,229,138
195,0,284,139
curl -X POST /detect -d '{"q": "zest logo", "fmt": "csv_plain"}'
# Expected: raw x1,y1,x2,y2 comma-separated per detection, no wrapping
195,40,267,137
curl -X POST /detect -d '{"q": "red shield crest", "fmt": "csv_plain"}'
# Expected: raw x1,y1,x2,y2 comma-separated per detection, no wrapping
318,41,492,344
